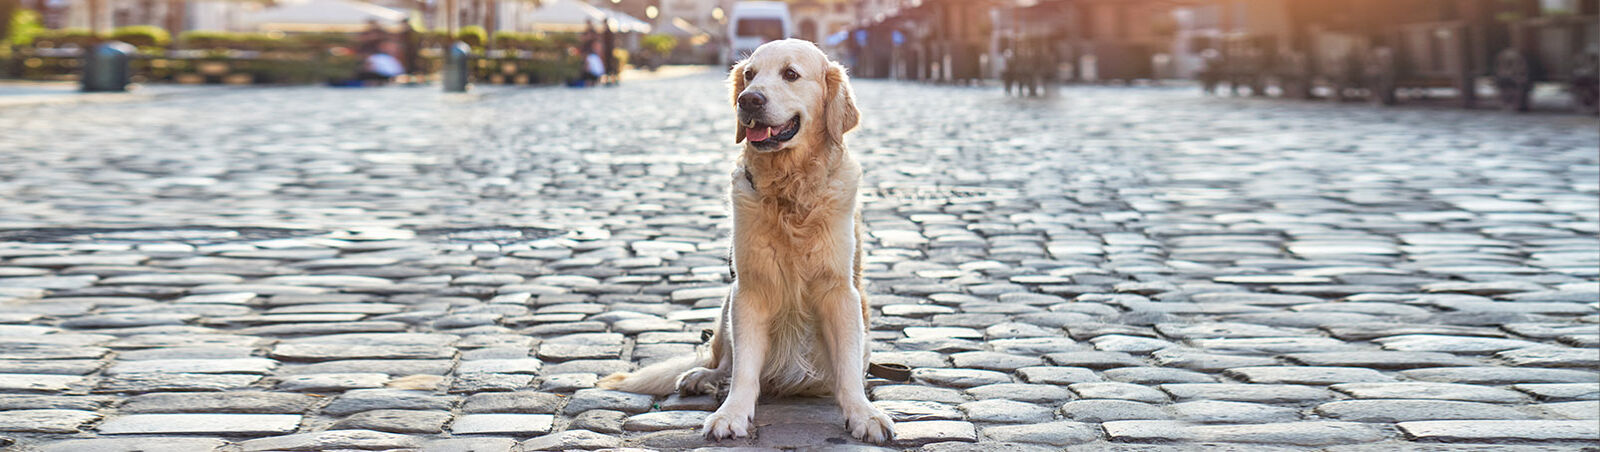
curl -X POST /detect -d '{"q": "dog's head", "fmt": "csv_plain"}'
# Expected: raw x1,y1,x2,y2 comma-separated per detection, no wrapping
730,39,858,152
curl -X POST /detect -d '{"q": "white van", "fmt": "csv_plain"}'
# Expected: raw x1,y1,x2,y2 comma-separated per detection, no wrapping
727,1,792,63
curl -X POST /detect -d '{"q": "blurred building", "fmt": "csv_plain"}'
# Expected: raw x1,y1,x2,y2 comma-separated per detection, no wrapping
59,0,259,32
787,0,852,42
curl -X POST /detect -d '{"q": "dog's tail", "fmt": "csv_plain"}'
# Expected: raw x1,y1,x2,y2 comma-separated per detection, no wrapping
598,354,705,396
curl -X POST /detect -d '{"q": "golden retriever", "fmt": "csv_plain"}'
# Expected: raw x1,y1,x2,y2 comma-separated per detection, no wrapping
599,39,893,443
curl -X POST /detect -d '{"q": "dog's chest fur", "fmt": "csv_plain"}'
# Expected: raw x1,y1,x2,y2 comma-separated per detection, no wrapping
729,159,862,396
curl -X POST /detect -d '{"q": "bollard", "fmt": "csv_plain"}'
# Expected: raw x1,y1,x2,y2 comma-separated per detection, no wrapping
443,41,471,92
82,41,136,92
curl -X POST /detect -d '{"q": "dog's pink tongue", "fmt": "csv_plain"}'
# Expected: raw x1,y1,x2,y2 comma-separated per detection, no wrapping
746,126,772,142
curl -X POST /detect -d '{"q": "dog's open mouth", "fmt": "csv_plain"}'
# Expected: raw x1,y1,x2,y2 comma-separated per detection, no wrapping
745,115,800,148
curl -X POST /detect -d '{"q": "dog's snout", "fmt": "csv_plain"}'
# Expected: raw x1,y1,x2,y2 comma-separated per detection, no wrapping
738,91,767,112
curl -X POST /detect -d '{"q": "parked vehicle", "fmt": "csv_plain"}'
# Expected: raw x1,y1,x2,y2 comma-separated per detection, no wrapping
726,1,792,64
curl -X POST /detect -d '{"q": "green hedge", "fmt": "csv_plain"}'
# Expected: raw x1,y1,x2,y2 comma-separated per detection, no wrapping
111,25,170,48
33,28,97,48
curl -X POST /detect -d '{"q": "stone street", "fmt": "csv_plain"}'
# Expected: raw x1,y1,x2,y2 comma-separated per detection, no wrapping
0,73,1596,451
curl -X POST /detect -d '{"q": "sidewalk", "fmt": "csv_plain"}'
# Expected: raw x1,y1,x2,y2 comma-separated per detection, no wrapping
0,80,239,108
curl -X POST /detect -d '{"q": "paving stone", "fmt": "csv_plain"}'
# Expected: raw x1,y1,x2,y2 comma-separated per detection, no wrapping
1332,382,1532,403
1166,400,1301,423
279,359,455,376
0,374,85,393
106,358,276,375
1316,400,1533,422
1226,366,1395,384
520,429,623,450
569,409,627,433
98,413,301,435
0,409,101,433
1044,351,1145,369
981,421,1098,445
873,400,964,422
1375,335,1546,354
1103,420,1386,446
333,409,452,433
1321,443,1599,452
321,389,456,416
1103,367,1216,384
1400,367,1599,384
965,383,1076,403
276,373,390,392
1523,401,1600,420
118,391,318,413
421,437,520,452
1150,349,1282,372
1058,399,1170,422
1496,347,1600,368
1283,351,1479,369
1068,382,1170,403
1398,420,1599,442
1160,383,1336,403
95,373,261,393
35,437,230,452
236,429,421,451
950,351,1046,371
912,368,1012,388
957,399,1055,423
873,385,970,404
896,420,978,446
1513,383,1600,401
462,391,564,413
623,410,710,431
451,413,555,435
562,388,654,415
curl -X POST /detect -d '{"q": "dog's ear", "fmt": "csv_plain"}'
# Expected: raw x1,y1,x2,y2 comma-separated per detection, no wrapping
730,61,747,144
824,61,859,145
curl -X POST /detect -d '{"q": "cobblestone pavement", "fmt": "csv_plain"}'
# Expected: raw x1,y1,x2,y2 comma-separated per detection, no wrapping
0,74,1597,451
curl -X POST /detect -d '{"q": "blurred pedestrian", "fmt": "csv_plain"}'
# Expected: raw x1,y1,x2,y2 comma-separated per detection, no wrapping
357,41,405,85
582,20,599,55
583,41,606,87
398,18,421,83
601,19,618,85
358,19,389,51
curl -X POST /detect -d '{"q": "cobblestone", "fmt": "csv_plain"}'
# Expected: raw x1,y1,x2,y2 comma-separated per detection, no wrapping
0,75,1595,449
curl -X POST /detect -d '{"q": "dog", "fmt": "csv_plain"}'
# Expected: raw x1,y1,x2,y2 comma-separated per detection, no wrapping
598,39,893,444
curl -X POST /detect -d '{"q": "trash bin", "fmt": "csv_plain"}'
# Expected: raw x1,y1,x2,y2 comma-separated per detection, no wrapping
82,41,136,92
443,41,471,92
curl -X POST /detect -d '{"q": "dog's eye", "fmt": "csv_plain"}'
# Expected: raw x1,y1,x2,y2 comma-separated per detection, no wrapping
744,69,755,81
783,68,800,82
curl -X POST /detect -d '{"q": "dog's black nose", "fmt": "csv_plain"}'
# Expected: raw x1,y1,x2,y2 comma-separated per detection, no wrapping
738,91,766,112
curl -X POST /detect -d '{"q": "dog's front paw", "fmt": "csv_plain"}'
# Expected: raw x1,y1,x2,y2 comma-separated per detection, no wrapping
675,367,721,395
843,404,895,444
702,408,754,440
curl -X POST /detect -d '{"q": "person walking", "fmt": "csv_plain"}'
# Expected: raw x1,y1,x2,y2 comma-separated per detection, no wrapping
601,19,618,85
398,18,421,83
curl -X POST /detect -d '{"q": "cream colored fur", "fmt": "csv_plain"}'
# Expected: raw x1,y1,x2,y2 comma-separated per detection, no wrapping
598,39,892,444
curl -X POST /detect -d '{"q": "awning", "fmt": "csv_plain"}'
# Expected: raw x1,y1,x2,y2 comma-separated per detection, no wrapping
240,0,408,33
528,0,651,34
